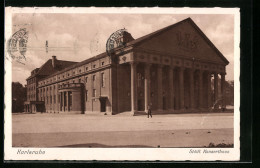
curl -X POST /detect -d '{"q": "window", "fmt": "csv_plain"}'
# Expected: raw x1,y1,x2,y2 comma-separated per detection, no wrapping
93,64,96,68
85,77,88,83
85,90,88,101
47,96,48,104
50,96,52,104
92,75,96,81
73,80,75,83
93,89,96,97
54,95,56,104
101,61,105,66
86,67,88,71
101,73,105,87
79,78,81,83
79,69,81,73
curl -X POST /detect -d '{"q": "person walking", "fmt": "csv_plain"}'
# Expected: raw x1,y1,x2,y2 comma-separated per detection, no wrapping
147,104,152,118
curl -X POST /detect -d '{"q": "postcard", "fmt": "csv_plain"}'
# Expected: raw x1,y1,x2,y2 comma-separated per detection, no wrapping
4,7,240,161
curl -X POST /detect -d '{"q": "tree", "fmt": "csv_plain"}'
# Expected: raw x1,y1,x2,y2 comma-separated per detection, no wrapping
12,82,26,112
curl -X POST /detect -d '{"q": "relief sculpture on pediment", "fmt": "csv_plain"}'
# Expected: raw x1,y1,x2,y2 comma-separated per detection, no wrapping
176,31,199,51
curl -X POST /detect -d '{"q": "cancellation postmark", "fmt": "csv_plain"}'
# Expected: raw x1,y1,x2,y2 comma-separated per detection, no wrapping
6,28,28,65
106,28,128,61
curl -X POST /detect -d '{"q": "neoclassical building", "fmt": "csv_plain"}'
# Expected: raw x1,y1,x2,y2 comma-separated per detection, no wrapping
24,18,229,115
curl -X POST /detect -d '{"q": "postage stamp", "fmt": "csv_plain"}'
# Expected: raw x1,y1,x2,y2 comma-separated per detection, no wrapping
4,7,240,161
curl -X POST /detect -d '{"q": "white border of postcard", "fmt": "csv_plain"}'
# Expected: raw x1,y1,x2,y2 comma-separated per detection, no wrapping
4,7,240,161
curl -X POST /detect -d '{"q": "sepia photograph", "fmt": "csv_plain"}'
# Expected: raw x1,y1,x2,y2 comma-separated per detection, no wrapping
4,7,240,161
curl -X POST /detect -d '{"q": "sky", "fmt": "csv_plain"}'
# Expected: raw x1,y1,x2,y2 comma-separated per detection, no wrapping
9,13,234,86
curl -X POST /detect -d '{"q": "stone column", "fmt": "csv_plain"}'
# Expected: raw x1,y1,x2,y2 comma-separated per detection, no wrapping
130,62,137,114
208,72,212,108
168,67,174,111
66,91,69,112
221,73,226,109
214,72,219,109
190,69,195,110
157,65,163,111
63,92,65,111
179,67,185,110
59,93,62,111
199,70,204,108
144,63,151,113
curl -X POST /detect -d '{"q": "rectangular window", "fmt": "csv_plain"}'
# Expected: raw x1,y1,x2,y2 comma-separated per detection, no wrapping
93,89,96,97
86,90,88,101
50,96,52,104
54,95,56,104
92,75,96,81
101,73,105,87
47,96,48,104
79,78,81,83
85,77,88,83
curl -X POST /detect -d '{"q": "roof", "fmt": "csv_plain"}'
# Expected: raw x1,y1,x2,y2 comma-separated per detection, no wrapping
40,52,108,81
30,18,229,82
26,59,78,80
127,17,229,64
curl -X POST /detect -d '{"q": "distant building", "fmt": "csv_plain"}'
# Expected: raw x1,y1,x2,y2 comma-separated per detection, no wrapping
24,58,77,113
24,18,229,115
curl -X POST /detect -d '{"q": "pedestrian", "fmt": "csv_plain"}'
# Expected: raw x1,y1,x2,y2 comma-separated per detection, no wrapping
147,104,152,118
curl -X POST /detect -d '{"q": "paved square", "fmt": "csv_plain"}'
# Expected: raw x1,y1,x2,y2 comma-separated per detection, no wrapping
12,112,234,147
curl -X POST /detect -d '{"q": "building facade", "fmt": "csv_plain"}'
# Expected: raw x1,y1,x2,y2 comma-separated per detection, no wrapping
24,18,229,115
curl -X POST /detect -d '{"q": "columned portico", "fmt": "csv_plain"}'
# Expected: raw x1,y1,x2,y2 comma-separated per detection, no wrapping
207,72,212,108
214,72,219,109
199,70,204,109
58,83,84,113
144,63,151,112
168,67,174,111
221,73,226,109
189,69,195,110
130,62,137,114
157,65,163,111
179,67,185,111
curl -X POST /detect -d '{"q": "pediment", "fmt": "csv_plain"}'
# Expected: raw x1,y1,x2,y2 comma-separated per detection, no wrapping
135,19,229,65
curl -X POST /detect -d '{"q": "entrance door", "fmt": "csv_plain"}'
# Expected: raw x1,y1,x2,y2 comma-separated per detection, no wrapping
163,96,166,110
138,99,143,111
100,99,106,112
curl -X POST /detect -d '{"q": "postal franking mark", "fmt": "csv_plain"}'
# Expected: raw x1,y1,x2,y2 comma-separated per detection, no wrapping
6,28,28,65
106,28,128,61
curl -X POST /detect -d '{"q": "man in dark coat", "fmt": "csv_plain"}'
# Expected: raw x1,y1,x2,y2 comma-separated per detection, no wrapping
147,104,152,118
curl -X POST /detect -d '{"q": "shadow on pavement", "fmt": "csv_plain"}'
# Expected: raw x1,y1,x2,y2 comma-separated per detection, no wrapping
58,143,153,148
